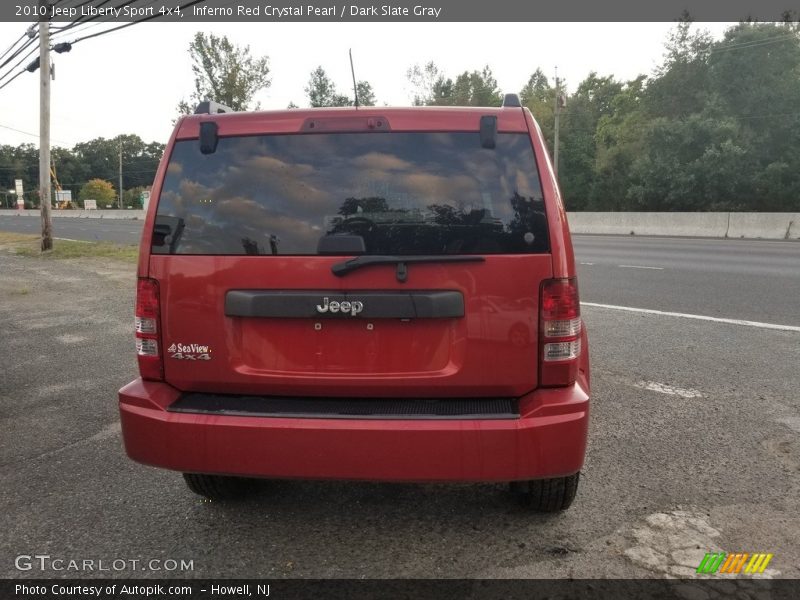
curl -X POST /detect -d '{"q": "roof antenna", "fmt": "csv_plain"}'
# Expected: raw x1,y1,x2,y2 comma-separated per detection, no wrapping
349,48,359,109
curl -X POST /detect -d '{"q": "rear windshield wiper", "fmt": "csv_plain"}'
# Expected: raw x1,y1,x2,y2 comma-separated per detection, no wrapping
331,255,485,282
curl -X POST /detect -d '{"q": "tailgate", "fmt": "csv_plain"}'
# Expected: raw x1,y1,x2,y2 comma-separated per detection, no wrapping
152,254,551,397
145,123,552,399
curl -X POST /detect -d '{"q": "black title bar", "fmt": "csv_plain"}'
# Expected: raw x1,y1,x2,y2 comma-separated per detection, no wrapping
3,0,799,22
5,579,800,600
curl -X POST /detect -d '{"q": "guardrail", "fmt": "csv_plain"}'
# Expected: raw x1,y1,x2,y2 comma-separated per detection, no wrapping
0,209,146,219
1,209,798,239
567,212,799,240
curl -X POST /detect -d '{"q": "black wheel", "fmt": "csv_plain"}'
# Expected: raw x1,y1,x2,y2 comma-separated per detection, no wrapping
510,473,580,512
183,473,251,500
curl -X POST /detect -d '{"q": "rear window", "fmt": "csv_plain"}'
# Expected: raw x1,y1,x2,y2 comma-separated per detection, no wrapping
152,131,548,255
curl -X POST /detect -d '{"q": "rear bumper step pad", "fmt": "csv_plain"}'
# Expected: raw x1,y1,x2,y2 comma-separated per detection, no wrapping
168,392,518,420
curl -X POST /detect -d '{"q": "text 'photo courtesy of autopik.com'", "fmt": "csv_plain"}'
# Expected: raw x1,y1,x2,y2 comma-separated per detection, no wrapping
1,0,799,598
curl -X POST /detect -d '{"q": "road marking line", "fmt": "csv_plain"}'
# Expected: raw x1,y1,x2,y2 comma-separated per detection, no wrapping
54,237,91,243
776,417,800,434
582,302,800,333
636,381,703,398
618,264,664,270
580,262,595,265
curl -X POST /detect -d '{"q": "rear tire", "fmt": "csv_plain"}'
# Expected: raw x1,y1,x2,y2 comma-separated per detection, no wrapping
510,472,580,512
183,473,251,500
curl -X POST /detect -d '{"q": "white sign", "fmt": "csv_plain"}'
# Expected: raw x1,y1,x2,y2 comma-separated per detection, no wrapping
55,190,72,203
83,199,97,210
14,179,24,208
140,190,151,211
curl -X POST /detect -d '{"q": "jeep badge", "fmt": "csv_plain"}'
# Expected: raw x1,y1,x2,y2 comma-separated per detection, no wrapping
316,297,364,316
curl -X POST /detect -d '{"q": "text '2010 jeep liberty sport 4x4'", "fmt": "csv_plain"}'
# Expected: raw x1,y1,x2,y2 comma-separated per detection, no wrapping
119,94,590,511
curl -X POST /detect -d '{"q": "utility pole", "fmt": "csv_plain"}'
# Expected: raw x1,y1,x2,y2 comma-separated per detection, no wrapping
118,139,123,209
39,0,52,250
553,66,561,179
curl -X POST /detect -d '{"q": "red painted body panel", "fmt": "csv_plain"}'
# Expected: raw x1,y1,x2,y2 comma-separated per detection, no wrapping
175,106,530,140
119,376,589,482
121,105,590,484
524,110,576,279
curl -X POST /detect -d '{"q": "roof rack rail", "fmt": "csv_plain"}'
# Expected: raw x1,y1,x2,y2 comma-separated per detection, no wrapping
502,93,521,108
194,101,233,115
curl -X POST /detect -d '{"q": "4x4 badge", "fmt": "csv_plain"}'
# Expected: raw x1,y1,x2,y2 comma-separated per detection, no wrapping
316,297,363,316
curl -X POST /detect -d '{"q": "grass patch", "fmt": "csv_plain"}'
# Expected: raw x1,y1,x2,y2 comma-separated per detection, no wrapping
0,232,38,245
6,234,138,263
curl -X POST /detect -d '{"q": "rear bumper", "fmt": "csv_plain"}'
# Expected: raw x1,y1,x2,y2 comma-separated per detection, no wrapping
118,379,589,482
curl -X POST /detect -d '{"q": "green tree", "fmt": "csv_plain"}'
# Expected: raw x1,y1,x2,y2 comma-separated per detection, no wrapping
645,16,714,119
624,21,800,211
0,143,38,205
406,61,442,105
177,32,271,114
625,113,748,211
407,63,503,106
453,66,503,106
355,81,377,106
706,21,800,210
79,179,116,208
70,135,163,201
1,137,164,209
592,76,649,210
123,186,149,209
306,66,337,107
557,73,623,210
520,68,556,151
305,66,376,107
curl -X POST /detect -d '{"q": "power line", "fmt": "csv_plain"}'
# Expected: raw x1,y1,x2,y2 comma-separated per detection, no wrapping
51,0,115,33
51,19,112,40
0,44,40,86
0,71,26,92
0,32,28,63
1,0,208,92
69,0,209,45
53,0,152,38
0,34,38,71
709,34,799,54
0,123,39,138
0,123,70,144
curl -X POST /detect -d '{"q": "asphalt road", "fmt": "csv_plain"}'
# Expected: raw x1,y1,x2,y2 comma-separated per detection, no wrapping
573,235,800,327
0,229,799,584
1,214,799,325
0,215,143,245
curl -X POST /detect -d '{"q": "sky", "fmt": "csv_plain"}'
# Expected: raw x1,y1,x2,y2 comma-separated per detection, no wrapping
0,21,734,148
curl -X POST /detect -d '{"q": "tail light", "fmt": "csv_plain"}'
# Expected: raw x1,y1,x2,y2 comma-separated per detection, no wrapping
539,277,581,387
135,278,163,381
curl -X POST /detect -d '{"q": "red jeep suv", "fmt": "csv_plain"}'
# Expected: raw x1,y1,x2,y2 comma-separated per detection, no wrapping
118,94,590,511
